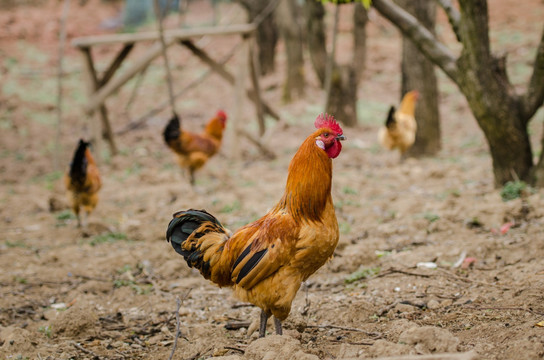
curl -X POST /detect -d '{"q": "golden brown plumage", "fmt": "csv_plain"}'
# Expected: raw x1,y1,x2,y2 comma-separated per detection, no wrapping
378,90,419,155
166,114,345,337
64,139,101,228
163,110,227,185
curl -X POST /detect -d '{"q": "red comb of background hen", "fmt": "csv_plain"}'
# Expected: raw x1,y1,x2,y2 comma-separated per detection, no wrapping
314,113,342,134
216,110,227,121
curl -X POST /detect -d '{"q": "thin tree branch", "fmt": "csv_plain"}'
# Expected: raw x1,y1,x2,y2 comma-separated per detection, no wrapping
153,0,177,117
115,43,240,135
253,0,281,27
434,0,461,42
168,296,182,360
456,0,492,64
55,0,70,171
522,26,544,120
372,0,459,82
240,129,276,159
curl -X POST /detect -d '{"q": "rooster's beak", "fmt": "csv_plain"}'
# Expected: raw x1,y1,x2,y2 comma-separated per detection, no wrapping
336,134,346,141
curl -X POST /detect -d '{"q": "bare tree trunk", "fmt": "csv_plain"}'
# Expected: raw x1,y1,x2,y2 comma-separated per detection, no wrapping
276,0,304,101
325,3,367,127
327,64,358,127
352,3,368,83
236,0,278,75
397,0,441,157
456,0,533,185
305,0,327,87
533,128,544,187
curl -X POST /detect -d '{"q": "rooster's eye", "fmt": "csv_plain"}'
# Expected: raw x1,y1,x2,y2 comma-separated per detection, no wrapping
323,133,329,137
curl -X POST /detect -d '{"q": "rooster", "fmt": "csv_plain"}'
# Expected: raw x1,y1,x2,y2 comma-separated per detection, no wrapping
166,114,345,337
64,139,101,228
163,111,227,186
378,90,419,156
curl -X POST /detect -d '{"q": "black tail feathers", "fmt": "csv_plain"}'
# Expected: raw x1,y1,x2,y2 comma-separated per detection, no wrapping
385,106,396,129
166,209,224,270
163,114,181,144
69,139,89,187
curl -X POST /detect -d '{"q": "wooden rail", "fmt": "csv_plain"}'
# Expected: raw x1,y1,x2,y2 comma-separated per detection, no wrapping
71,23,257,48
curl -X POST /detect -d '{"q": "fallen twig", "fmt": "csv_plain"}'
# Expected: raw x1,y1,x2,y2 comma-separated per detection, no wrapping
72,273,110,282
224,345,246,354
231,303,255,309
383,267,432,278
435,268,511,290
72,342,99,357
306,324,381,338
168,296,182,360
377,302,398,316
463,305,544,316
187,347,213,360
225,321,251,330
328,339,374,346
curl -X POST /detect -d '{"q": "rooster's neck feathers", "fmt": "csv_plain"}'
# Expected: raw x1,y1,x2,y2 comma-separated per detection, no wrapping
276,134,332,222
205,117,226,140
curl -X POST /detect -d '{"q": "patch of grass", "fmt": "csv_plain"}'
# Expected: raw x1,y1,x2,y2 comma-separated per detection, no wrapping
345,267,381,284
375,250,392,258
117,264,132,274
357,100,389,126
500,181,530,202
460,136,482,149
241,180,256,187
0,118,13,129
368,143,382,154
123,162,142,177
422,212,440,223
113,279,153,295
339,222,351,234
334,199,361,210
90,232,128,246
31,170,63,190
38,325,52,338
56,210,75,221
5,240,27,248
220,200,241,214
342,186,357,195
14,276,27,284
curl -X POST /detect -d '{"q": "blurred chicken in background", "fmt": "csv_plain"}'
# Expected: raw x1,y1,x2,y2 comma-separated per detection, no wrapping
65,139,101,229
378,90,419,157
163,110,227,186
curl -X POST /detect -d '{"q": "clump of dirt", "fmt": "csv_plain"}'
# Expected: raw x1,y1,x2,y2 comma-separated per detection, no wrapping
398,326,460,354
0,327,37,359
244,335,319,360
50,303,99,338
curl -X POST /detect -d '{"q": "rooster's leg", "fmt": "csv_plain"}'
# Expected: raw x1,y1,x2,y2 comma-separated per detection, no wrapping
259,310,269,338
189,170,195,186
274,317,282,335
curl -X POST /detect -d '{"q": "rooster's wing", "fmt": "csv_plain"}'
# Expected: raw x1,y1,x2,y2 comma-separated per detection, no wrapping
230,211,299,290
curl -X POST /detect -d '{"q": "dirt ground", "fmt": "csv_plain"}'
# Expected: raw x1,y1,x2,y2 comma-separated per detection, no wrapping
1,0,544,359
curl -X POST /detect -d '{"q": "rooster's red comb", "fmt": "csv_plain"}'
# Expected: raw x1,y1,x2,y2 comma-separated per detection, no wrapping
216,110,227,121
314,113,342,134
